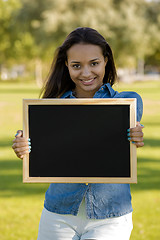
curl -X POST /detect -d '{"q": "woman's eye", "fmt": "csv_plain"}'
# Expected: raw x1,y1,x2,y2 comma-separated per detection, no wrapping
91,62,99,66
72,64,81,69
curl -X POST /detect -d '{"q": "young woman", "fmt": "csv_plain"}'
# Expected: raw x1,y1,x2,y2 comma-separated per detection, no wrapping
12,27,144,240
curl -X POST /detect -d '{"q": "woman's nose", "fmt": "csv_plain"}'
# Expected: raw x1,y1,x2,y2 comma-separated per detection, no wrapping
81,66,92,78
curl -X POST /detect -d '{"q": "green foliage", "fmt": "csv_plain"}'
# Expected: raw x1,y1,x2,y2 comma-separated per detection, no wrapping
0,0,160,67
40,0,147,66
144,1,160,66
0,0,21,63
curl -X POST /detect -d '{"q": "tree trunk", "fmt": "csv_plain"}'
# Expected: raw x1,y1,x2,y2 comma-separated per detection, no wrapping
137,58,145,75
35,58,43,87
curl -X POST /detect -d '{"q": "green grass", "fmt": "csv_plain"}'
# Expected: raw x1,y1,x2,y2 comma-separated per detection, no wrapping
0,80,160,240
114,81,160,240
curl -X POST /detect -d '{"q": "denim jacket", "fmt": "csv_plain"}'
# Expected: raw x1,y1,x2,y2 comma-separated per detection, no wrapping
44,83,143,219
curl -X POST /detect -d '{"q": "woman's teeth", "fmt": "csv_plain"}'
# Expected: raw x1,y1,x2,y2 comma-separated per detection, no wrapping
83,79,93,82
81,77,96,82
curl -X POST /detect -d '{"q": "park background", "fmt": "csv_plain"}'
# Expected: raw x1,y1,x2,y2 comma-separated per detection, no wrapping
0,0,160,239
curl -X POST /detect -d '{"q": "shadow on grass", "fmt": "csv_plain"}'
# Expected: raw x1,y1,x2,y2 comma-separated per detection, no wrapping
0,139,13,147
132,156,160,192
143,138,160,148
0,155,160,198
0,159,48,198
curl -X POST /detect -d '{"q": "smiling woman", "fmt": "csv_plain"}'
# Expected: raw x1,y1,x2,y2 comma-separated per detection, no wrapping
40,27,117,99
12,27,144,240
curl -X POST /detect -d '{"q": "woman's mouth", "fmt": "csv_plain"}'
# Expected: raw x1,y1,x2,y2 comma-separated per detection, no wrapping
80,77,96,85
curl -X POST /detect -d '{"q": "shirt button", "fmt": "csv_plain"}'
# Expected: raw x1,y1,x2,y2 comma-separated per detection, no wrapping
86,183,88,186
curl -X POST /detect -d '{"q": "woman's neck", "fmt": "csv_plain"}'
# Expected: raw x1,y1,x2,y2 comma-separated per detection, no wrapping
73,84,103,98
72,90,95,98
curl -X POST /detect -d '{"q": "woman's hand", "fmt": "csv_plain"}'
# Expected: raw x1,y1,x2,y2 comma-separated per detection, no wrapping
12,130,31,159
127,122,144,148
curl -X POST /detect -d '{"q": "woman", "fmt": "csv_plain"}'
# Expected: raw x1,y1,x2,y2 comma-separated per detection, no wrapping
12,27,144,240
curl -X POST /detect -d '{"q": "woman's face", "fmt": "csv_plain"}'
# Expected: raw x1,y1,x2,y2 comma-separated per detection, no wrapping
66,43,107,98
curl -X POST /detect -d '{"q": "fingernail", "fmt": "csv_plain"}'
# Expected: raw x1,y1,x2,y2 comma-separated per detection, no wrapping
127,129,130,132
140,124,144,127
29,149,31,153
132,141,135,144
128,137,131,141
127,132,130,136
28,138,31,142
28,146,31,149
28,142,31,146
15,133,19,137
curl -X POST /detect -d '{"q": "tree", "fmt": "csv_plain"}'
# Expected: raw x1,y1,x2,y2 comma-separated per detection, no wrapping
40,0,150,68
0,0,21,64
143,0,160,67
1,0,159,81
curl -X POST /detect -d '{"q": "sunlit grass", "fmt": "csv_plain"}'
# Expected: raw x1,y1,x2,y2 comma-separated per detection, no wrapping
115,80,160,239
0,80,160,239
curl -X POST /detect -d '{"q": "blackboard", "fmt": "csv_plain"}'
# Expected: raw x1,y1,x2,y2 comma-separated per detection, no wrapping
23,98,137,183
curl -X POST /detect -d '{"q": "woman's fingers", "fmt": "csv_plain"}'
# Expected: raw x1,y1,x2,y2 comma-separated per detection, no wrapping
12,130,31,159
127,122,144,148
130,136,144,142
129,130,143,137
12,141,31,158
133,141,144,148
12,142,31,159
13,137,28,144
12,137,28,149
14,145,30,153
16,150,30,159
17,149,31,158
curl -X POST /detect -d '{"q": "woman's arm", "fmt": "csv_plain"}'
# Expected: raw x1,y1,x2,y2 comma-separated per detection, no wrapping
12,130,31,159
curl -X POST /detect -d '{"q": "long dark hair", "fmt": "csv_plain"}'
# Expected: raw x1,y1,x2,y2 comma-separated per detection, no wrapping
41,27,117,98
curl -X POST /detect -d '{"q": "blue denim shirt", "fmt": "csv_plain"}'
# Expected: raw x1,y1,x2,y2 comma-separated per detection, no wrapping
44,83,143,219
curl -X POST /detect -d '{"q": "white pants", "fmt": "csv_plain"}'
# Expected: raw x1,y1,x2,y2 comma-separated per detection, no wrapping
37,198,133,240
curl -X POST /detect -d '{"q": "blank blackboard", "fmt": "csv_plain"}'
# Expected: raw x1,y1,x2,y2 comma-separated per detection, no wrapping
23,98,137,183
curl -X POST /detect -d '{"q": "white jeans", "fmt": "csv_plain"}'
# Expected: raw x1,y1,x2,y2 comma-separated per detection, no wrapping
37,198,133,240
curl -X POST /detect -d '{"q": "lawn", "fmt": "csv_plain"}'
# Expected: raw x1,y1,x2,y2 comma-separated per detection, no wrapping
0,80,160,240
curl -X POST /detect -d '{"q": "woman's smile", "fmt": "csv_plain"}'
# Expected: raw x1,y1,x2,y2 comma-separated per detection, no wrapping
80,77,97,85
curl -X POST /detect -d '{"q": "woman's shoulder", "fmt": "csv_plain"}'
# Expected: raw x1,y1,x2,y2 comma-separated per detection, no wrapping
106,83,142,103
113,90,143,121
114,90,142,101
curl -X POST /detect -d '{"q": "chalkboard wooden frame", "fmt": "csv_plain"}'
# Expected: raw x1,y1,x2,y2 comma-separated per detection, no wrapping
23,98,137,183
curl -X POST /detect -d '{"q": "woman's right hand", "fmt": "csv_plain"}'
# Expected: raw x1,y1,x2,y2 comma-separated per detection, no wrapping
12,130,31,159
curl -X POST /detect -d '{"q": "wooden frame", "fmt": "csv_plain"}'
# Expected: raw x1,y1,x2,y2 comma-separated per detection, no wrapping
23,98,137,183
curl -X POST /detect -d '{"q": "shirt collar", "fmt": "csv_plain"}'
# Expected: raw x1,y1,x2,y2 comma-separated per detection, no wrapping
60,83,116,98
104,83,117,97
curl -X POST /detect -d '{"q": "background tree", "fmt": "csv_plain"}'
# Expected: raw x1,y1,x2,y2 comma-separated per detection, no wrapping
0,0,21,71
144,0,160,69
0,0,159,82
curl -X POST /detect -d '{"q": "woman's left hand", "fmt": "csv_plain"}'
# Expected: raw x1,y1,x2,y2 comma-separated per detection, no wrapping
127,122,144,148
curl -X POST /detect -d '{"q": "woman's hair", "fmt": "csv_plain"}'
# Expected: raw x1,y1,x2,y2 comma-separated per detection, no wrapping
41,27,117,98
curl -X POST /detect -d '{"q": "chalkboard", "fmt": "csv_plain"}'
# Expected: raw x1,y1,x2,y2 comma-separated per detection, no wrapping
23,98,137,183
